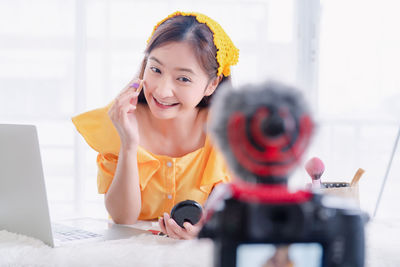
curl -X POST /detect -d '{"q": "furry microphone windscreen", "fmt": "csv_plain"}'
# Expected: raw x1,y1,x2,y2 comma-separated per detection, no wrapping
209,81,314,185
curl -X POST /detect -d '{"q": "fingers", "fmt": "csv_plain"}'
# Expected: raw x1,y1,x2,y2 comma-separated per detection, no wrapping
118,78,144,97
117,91,140,113
112,78,142,113
158,216,167,235
109,77,143,122
108,91,139,125
134,79,144,94
110,88,139,113
165,213,183,239
183,222,201,237
161,213,197,240
161,213,178,239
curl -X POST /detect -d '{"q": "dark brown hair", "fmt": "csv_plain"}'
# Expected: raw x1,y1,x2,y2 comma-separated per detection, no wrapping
137,15,231,107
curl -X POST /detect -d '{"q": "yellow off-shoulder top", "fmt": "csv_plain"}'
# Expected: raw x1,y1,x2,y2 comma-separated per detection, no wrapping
71,104,231,220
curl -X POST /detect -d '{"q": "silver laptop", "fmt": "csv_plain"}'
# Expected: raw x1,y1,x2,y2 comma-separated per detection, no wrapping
0,124,149,247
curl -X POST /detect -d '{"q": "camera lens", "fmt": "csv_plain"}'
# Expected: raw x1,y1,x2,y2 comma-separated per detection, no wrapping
248,204,305,240
270,207,289,224
274,206,304,237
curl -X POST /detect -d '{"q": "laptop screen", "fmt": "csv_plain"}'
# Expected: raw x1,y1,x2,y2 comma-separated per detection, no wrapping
0,124,54,246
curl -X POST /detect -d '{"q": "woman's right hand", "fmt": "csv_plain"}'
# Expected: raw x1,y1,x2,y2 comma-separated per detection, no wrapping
108,78,144,150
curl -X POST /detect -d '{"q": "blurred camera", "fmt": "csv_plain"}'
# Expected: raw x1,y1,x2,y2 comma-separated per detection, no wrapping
199,81,368,267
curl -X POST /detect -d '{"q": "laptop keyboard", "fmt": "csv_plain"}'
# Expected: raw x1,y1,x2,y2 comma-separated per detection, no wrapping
52,223,102,242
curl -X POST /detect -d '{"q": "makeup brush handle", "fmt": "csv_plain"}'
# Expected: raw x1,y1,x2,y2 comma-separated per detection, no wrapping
350,168,365,187
312,179,321,188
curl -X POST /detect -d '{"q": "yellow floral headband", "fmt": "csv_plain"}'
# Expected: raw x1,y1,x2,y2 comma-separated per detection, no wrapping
147,11,239,77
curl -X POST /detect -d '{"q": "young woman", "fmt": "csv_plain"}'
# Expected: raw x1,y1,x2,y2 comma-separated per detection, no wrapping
72,11,239,239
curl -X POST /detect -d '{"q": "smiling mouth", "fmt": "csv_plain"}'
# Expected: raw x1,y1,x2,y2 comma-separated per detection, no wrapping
153,97,179,108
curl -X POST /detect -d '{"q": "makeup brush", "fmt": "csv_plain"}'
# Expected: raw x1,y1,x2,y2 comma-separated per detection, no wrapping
130,80,143,94
350,168,365,187
305,157,325,188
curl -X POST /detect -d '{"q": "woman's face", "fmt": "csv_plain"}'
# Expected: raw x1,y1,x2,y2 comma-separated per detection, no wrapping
142,41,217,120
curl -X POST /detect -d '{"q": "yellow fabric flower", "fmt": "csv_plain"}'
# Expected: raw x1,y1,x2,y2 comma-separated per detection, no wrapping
147,11,239,77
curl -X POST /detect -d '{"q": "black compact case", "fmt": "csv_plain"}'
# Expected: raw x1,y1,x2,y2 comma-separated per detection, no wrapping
171,200,203,228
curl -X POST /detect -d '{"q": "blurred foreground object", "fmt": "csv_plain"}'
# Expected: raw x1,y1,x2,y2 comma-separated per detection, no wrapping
305,157,325,188
199,81,368,267
320,168,365,206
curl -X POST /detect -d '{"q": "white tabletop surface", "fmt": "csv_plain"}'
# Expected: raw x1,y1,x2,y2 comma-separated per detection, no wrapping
0,217,399,267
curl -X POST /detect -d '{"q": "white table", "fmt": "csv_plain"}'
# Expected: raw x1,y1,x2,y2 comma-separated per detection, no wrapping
0,218,399,266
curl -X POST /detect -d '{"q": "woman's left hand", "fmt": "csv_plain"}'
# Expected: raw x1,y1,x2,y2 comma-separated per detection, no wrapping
158,212,202,240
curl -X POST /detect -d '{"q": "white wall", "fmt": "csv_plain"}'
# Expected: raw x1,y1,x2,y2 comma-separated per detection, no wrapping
311,0,400,218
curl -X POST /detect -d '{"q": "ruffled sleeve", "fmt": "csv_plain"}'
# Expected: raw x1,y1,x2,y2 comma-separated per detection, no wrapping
72,103,122,194
95,147,161,194
199,139,232,194
72,105,164,194
96,152,118,194
71,103,120,155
